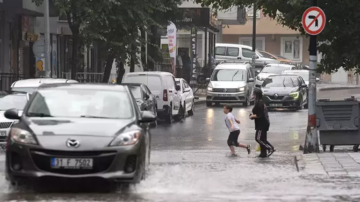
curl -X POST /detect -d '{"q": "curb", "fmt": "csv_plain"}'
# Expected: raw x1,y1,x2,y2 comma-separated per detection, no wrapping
318,86,360,92
294,154,306,172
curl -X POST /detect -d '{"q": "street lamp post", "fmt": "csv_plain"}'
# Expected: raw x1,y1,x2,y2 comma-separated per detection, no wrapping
251,2,257,77
44,0,51,78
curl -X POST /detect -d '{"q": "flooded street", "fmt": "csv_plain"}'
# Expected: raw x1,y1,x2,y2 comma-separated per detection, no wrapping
0,90,360,201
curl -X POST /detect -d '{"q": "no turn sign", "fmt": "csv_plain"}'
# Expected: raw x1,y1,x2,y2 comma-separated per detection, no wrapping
302,7,326,35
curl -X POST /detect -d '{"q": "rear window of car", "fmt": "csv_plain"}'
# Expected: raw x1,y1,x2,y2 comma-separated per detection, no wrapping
123,75,161,92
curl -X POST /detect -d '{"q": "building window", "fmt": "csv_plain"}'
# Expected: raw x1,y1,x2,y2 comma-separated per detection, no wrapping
246,5,261,18
280,37,303,62
239,37,265,50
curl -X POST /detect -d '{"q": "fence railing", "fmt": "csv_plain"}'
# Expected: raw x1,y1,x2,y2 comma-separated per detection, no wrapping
0,73,30,91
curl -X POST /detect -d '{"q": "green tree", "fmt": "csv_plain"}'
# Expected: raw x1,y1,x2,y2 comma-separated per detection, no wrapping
196,0,360,73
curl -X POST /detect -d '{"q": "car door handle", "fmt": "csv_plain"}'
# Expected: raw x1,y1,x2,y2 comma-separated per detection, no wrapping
169,90,173,93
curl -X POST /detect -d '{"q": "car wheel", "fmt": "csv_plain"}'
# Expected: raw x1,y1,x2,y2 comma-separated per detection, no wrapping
151,107,158,127
188,100,194,116
244,94,250,107
165,106,172,124
134,144,147,183
206,101,212,107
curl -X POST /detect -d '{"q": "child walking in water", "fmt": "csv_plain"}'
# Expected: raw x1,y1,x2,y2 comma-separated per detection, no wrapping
223,105,251,156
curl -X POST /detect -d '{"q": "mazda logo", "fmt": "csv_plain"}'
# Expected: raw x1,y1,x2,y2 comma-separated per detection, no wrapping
66,138,80,148
223,88,227,92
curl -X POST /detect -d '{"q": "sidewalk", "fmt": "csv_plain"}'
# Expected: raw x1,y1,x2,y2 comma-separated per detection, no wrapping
297,152,360,176
317,83,360,91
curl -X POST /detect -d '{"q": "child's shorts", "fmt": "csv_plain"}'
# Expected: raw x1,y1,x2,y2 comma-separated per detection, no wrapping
227,130,240,146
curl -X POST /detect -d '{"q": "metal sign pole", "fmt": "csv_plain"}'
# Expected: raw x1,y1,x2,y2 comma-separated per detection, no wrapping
251,2,256,77
44,0,51,78
304,0,320,153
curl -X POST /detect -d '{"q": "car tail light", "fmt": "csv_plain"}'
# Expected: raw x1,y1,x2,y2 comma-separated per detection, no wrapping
163,90,168,101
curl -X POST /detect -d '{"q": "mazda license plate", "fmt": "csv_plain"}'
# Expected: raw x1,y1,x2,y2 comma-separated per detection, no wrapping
270,103,282,107
51,158,93,169
0,130,6,136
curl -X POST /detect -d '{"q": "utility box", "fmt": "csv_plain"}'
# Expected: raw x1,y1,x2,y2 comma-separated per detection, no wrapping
316,99,360,145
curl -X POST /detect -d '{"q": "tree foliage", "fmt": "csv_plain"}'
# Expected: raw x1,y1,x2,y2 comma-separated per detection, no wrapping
33,0,181,80
196,0,360,73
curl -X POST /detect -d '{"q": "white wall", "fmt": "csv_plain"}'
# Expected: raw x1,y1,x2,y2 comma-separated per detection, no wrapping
331,67,348,84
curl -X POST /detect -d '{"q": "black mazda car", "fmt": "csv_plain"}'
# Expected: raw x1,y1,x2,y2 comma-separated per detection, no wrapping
4,83,156,185
261,75,308,110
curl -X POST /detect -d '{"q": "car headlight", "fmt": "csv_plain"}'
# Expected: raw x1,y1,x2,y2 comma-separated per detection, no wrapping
239,87,245,92
207,83,213,92
289,92,299,99
256,76,263,81
10,128,37,145
109,130,141,146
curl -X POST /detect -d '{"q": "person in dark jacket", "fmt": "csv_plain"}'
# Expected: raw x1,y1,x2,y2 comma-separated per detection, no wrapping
249,88,275,158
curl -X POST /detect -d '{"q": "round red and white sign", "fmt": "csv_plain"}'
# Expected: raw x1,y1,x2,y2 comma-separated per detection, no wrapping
302,6,326,35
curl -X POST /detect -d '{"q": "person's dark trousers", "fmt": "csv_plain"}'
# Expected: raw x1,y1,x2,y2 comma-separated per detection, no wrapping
255,130,274,156
183,68,191,83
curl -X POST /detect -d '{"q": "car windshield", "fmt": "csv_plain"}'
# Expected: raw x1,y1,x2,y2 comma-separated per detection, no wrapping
12,87,37,93
129,86,142,99
211,69,246,81
123,75,161,93
26,89,133,119
261,66,292,74
262,76,299,88
259,52,274,59
0,94,28,111
283,71,309,81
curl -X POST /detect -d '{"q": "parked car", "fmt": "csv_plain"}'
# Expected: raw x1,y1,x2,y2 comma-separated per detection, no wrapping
258,50,293,64
175,78,196,117
4,83,156,186
0,92,30,146
206,62,255,107
255,64,297,87
123,83,158,124
215,43,280,69
0,91,8,98
10,78,78,93
122,72,182,123
282,69,320,86
262,74,308,110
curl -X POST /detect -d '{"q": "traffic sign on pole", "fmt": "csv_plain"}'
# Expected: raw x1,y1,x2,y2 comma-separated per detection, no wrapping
302,6,326,35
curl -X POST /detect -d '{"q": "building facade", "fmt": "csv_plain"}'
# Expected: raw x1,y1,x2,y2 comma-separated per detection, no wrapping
221,7,310,65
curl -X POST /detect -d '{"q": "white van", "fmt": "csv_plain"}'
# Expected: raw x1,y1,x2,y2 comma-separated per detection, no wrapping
206,62,255,106
215,43,280,65
122,72,181,123
11,78,78,93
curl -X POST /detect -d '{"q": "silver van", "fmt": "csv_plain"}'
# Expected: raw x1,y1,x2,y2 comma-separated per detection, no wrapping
11,78,78,93
206,62,255,107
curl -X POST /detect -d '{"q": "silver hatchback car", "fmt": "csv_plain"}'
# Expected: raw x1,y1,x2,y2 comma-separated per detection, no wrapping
206,62,255,107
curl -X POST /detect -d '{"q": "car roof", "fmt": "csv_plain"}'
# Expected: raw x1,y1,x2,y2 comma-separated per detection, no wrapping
11,78,78,88
265,64,295,68
38,83,128,92
215,63,250,70
125,71,174,77
268,74,299,78
283,70,308,73
216,43,252,50
121,83,143,86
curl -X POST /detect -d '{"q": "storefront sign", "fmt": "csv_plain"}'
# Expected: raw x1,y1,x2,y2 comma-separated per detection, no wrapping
176,8,210,27
25,32,39,42
190,27,197,85
166,22,177,74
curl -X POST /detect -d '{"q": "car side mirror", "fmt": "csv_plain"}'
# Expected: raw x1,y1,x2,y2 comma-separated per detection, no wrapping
248,78,254,83
144,94,150,100
256,56,260,59
139,111,156,123
256,70,260,73
302,84,308,88
206,78,210,82
4,108,21,120
316,78,320,82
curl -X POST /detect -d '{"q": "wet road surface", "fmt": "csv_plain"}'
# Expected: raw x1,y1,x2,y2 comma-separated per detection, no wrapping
2,89,360,201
